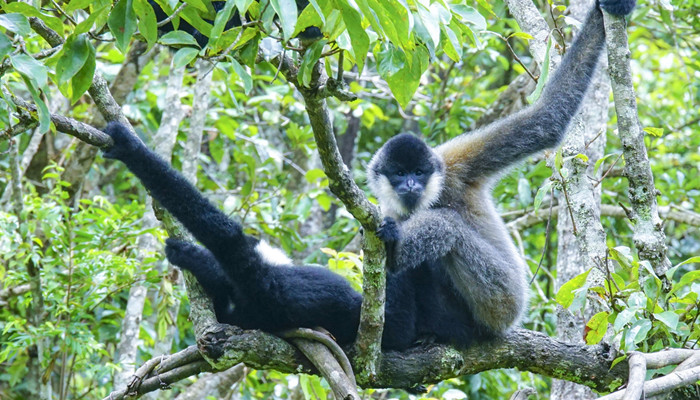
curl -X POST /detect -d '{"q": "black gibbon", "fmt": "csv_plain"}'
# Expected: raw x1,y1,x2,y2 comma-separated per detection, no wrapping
103,0,636,350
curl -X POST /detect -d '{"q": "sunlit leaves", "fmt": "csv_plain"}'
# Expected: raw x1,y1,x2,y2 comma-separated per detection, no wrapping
133,0,158,50
555,268,590,310
56,34,96,103
585,311,609,345
159,30,200,47
10,54,50,131
173,47,199,68
270,0,298,41
299,39,327,87
108,0,138,53
0,13,31,36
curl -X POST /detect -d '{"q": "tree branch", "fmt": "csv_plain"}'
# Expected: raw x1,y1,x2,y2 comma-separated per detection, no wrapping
268,53,387,383
602,11,672,280
191,325,627,392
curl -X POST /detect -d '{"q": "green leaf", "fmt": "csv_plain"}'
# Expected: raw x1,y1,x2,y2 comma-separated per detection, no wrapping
234,0,255,15
441,25,462,62
65,0,95,13
210,0,236,46
183,0,211,13
10,54,48,89
593,152,620,177
337,0,368,74
299,39,326,87
585,311,609,344
56,34,91,87
643,127,664,137
533,180,554,212
172,47,199,69
159,31,200,47
376,43,405,76
229,58,252,94
452,5,486,30
625,319,652,350
75,4,110,35
0,13,31,36
133,0,158,51
180,5,213,38
653,311,679,330
270,0,298,41
367,0,412,50
0,33,11,59
108,0,137,53
555,268,591,309
609,246,634,270
670,269,700,295
1,3,64,36
22,76,51,133
69,40,96,104
294,2,323,37
416,3,440,49
613,309,636,331
305,168,326,183
528,37,552,103
381,46,429,109
509,31,534,40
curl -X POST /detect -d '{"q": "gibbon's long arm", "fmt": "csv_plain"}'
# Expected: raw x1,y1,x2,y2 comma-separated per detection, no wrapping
102,123,247,266
436,6,607,183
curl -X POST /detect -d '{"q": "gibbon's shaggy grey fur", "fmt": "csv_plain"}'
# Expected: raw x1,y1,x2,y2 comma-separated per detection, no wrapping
103,0,636,350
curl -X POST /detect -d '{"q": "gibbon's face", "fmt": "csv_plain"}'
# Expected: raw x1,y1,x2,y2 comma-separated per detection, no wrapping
368,134,445,217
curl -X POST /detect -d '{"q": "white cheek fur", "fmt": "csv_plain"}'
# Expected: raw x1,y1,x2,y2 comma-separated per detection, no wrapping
255,240,293,266
372,175,407,219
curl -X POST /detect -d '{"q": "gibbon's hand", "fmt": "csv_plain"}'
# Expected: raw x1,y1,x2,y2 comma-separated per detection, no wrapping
377,216,401,244
598,0,636,15
102,122,145,161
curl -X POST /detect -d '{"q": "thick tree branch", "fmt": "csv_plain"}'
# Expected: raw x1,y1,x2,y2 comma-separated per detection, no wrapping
191,325,626,392
269,53,387,382
602,11,672,279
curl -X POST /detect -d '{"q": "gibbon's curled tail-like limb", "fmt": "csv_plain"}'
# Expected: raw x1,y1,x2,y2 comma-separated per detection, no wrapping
103,0,635,351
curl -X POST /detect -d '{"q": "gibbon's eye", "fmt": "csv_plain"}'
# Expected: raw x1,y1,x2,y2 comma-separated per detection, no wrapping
397,171,405,177
415,169,423,176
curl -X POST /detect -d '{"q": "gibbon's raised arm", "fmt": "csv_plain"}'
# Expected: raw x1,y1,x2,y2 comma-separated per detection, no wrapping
102,123,245,263
436,6,609,183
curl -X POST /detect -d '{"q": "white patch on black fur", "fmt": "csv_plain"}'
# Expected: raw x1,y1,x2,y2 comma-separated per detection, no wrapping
255,240,292,266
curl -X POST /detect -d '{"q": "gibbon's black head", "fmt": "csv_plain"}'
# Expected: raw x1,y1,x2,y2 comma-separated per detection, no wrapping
368,134,445,219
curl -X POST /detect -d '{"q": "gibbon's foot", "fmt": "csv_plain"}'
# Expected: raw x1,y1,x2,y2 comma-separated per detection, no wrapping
376,216,400,243
102,122,144,160
164,238,196,266
598,0,636,15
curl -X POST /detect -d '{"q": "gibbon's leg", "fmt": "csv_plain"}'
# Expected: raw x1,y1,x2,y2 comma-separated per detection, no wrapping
164,239,237,310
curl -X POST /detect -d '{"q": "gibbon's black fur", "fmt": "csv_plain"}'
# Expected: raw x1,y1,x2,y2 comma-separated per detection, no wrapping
149,0,321,47
103,1,635,350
